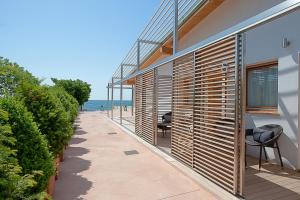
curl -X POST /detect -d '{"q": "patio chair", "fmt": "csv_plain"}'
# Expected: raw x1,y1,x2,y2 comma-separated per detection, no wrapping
157,112,172,137
245,124,283,170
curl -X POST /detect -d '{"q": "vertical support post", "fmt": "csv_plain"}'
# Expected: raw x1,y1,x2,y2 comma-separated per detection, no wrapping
191,52,196,168
137,40,140,70
233,33,245,195
154,68,158,146
111,77,114,119
120,65,123,125
239,33,246,196
233,34,240,195
171,61,174,155
131,84,134,116
173,0,178,55
298,51,300,171
107,83,110,117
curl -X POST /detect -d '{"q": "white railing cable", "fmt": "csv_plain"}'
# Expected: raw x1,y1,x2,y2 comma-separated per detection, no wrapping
111,0,204,80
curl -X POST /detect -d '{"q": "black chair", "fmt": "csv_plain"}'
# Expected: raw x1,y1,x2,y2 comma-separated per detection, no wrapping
157,112,172,137
245,124,283,170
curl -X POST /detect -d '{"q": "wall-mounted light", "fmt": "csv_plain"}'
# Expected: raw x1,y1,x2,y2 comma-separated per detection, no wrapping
282,37,290,48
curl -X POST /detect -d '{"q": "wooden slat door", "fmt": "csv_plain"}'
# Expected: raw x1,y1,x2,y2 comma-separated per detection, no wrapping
171,53,195,167
193,35,242,194
142,71,156,144
135,75,143,137
135,71,156,144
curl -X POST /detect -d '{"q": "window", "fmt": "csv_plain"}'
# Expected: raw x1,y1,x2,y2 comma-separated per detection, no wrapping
247,61,278,114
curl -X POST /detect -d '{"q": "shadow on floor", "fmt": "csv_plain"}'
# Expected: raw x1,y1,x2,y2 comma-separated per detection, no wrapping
69,137,87,145
74,119,81,124
245,156,300,200
74,129,88,135
53,143,92,199
65,146,89,157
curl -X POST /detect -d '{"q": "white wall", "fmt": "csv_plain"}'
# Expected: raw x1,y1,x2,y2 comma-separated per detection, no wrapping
154,0,284,64
244,10,300,169
178,0,284,50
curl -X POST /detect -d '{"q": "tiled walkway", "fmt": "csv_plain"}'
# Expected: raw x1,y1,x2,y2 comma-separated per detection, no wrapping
53,112,217,200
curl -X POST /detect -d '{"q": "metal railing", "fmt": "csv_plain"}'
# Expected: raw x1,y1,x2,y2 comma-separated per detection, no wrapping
110,0,205,82
123,0,300,81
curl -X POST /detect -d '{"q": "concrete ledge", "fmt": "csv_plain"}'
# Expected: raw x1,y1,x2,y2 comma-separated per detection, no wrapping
108,116,243,200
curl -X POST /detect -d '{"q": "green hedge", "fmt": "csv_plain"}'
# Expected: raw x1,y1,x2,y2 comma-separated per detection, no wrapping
0,97,54,195
0,57,84,198
0,109,38,199
50,86,79,124
17,84,73,156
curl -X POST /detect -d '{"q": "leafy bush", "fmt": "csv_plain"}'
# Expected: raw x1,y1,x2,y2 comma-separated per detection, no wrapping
17,84,72,156
50,86,79,123
51,78,91,109
0,97,54,194
0,109,37,199
0,57,40,96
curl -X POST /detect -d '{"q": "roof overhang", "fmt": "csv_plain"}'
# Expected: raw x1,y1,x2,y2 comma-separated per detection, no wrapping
120,0,300,84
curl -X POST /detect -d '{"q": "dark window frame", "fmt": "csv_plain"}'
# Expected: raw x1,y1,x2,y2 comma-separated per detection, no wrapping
246,60,279,115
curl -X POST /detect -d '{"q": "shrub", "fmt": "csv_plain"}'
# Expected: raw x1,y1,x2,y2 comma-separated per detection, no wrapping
50,86,79,123
51,78,91,109
0,109,37,199
17,84,72,156
0,57,40,96
0,97,54,194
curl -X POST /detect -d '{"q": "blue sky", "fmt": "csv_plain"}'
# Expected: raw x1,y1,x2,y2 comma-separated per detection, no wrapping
0,0,161,100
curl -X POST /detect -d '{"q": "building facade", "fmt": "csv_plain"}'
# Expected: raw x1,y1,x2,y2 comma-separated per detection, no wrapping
108,0,300,198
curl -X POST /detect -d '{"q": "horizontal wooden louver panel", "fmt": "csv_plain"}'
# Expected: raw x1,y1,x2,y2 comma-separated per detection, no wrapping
141,71,155,144
135,76,143,137
135,71,155,145
193,35,241,194
171,53,194,167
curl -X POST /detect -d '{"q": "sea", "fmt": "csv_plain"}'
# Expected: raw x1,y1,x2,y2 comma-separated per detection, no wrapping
83,100,132,111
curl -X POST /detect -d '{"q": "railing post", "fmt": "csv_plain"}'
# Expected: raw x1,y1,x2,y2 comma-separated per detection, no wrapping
107,83,110,117
120,65,123,125
173,0,178,55
111,77,114,119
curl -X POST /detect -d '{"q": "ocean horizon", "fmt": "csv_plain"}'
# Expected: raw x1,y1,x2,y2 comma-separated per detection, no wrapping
83,100,132,111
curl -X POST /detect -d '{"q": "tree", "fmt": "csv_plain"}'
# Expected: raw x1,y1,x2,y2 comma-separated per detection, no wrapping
0,57,40,96
0,97,54,195
51,78,91,109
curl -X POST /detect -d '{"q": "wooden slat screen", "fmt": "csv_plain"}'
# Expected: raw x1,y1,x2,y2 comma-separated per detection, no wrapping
157,75,172,123
135,75,143,137
171,53,194,167
135,35,243,195
142,71,155,144
193,35,242,194
135,71,156,144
